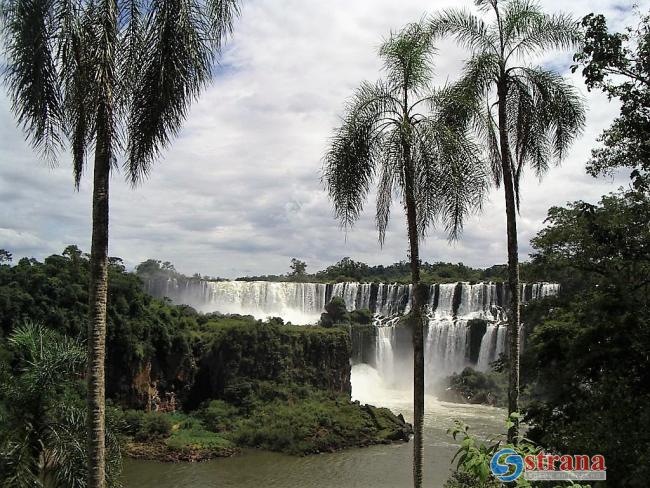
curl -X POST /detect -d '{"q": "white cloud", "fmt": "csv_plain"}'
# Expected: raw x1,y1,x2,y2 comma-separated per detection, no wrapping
0,0,645,277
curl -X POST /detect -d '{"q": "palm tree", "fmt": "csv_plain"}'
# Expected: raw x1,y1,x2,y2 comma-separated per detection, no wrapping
0,322,122,487
323,23,487,488
1,1,240,485
430,0,586,442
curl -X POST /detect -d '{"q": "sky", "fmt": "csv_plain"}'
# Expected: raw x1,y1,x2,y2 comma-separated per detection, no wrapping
0,0,646,278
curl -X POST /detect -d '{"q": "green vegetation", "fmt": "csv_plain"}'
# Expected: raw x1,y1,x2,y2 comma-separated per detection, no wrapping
0,323,122,487
1,0,242,482
0,249,411,473
519,188,650,486
573,10,650,190
440,367,507,407
318,297,373,328
322,21,488,488
120,382,411,459
443,417,590,488
239,258,508,284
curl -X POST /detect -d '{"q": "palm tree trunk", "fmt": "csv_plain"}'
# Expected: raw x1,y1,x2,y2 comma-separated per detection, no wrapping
498,77,521,444
403,140,425,488
87,113,111,488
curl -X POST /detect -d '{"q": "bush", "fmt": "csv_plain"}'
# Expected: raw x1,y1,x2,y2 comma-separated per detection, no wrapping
196,400,238,432
134,412,172,441
121,409,146,436
349,308,372,325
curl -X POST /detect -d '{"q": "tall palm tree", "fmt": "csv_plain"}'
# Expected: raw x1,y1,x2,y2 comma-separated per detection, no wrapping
430,0,586,442
1,0,240,485
323,23,487,488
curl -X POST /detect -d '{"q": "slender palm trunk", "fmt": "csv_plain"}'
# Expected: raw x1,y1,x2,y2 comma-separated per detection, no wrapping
87,112,111,488
402,134,425,488
498,77,521,443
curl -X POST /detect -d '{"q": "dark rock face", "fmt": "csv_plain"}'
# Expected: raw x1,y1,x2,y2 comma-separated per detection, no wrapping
467,319,488,364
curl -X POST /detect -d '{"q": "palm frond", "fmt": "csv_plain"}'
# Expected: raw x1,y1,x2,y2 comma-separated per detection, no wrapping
8,321,86,395
205,0,239,51
43,406,123,488
2,0,63,164
380,21,435,94
510,67,585,177
375,133,401,246
60,8,98,187
504,0,581,59
412,118,487,240
323,82,399,229
430,8,497,54
125,0,240,184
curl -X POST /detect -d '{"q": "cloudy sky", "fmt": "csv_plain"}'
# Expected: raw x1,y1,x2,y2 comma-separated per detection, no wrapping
0,0,644,278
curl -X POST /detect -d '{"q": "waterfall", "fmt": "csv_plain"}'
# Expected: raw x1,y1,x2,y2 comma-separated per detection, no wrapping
149,279,560,381
476,324,499,371
425,318,468,376
375,326,395,386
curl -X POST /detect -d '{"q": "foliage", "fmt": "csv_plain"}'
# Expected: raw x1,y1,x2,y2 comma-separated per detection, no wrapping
134,413,172,442
0,248,355,411
318,297,373,328
442,367,507,407
530,188,650,293
573,10,650,189
0,322,122,487
0,0,240,183
225,382,411,455
119,382,410,458
444,418,590,488
195,400,238,432
210,257,507,284
522,188,650,487
186,319,352,408
430,0,586,206
431,0,586,441
322,22,486,244
289,258,307,278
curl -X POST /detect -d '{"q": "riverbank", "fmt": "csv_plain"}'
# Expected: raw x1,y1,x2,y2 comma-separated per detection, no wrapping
117,381,412,462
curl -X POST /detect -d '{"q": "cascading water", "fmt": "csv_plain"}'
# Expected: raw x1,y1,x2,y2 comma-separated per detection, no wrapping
147,278,559,383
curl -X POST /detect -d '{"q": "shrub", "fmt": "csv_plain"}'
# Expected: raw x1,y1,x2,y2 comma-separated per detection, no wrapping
196,400,238,432
135,412,172,441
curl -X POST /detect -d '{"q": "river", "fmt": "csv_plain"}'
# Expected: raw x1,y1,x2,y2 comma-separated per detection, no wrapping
121,365,505,488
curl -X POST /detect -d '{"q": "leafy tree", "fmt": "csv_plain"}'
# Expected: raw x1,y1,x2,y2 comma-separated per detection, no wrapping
319,297,349,328
0,0,240,482
523,189,650,486
430,0,586,440
0,322,122,487
323,22,486,488
573,10,650,189
289,258,307,277
0,250,11,264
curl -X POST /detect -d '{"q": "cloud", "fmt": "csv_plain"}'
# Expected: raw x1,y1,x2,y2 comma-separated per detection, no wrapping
0,0,643,277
